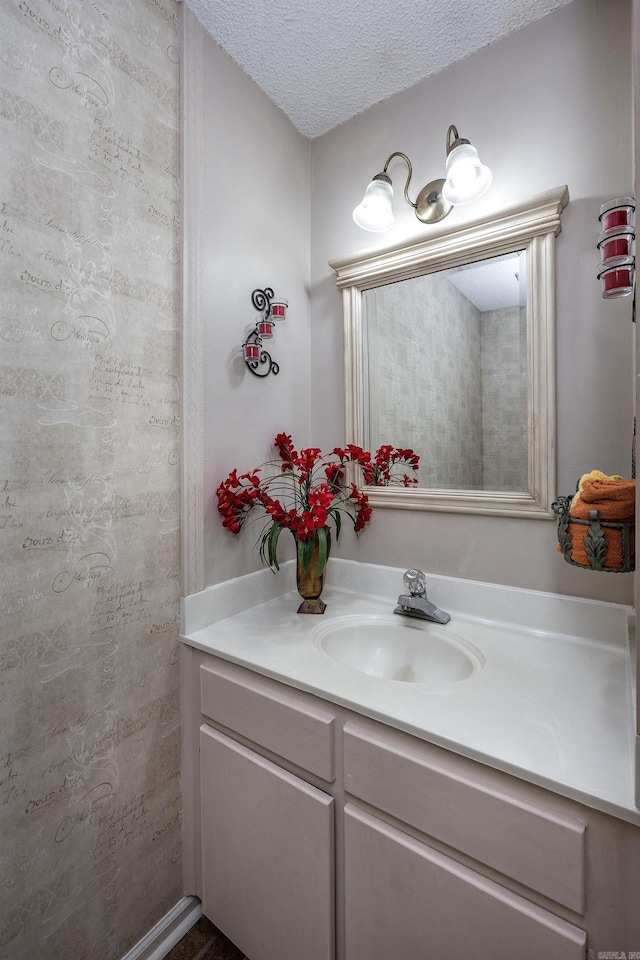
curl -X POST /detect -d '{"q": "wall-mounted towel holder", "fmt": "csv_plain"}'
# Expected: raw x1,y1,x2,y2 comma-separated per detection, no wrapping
552,494,634,572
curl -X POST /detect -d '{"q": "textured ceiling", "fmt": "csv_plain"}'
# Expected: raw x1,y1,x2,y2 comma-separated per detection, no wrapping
185,0,574,138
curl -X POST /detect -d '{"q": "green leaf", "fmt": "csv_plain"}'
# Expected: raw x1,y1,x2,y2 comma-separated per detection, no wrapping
267,523,283,571
333,509,342,542
315,526,328,577
258,527,270,568
298,535,312,574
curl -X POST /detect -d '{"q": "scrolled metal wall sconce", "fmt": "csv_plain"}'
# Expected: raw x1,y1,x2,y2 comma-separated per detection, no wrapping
596,197,635,301
242,287,288,377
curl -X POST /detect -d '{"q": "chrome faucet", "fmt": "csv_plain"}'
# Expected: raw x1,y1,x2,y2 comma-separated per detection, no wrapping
394,569,451,624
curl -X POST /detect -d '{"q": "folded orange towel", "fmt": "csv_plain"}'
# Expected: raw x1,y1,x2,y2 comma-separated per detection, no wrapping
581,475,635,502
578,469,623,489
571,470,624,506
570,477,635,523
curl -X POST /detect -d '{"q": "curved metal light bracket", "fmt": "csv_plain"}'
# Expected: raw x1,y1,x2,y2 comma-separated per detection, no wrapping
445,124,470,155
381,150,452,224
242,287,281,378
414,178,451,224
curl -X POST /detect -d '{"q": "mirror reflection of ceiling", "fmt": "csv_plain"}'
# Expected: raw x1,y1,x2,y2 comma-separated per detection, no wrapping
184,0,574,138
448,252,527,310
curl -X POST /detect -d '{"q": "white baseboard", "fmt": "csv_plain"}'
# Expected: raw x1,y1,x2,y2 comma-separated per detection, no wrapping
120,896,202,960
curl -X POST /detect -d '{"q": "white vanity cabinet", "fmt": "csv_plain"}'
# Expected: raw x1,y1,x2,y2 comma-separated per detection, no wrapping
197,659,337,960
183,647,640,960
200,727,335,960
344,806,584,960
342,723,586,960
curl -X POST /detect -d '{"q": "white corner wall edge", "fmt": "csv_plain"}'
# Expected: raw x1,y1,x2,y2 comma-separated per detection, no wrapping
633,0,640,814
631,0,640,807
119,896,202,960
181,560,296,635
180,3,206,599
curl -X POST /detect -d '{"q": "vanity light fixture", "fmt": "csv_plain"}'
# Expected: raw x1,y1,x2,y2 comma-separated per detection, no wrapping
242,287,288,377
353,124,492,233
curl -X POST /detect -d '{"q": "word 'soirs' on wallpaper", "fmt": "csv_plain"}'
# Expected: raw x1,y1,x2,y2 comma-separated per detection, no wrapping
0,0,182,956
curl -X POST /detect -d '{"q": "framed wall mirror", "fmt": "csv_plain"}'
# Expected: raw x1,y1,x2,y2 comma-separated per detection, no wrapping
330,185,569,518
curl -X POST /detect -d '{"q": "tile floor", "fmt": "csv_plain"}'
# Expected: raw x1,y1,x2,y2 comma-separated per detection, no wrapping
165,916,247,960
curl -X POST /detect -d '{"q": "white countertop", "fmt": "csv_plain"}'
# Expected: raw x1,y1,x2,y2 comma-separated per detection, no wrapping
182,560,638,825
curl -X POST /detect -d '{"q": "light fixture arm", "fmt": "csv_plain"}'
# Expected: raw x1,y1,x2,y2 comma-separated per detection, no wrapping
381,151,417,210
445,124,470,155
377,150,452,225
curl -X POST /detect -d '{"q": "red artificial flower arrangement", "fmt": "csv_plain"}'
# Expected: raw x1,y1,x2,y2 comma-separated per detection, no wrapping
216,432,419,576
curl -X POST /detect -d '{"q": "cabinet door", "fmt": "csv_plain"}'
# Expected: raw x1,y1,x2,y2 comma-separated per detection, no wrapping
344,804,585,960
200,724,335,960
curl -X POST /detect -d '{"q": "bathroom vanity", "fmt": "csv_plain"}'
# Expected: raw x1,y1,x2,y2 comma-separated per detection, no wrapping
181,561,640,960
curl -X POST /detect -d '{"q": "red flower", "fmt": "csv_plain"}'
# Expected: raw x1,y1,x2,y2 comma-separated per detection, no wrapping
307,484,333,528
295,447,322,473
350,484,372,532
290,510,319,539
262,495,287,524
324,463,343,486
215,433,419,571
275,432,297,470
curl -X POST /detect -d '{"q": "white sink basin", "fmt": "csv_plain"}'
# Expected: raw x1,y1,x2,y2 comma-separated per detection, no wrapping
312,615,484,684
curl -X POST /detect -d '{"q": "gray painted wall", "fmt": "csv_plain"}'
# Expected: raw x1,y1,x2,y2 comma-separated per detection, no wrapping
195,24,312,588
309,0,634,603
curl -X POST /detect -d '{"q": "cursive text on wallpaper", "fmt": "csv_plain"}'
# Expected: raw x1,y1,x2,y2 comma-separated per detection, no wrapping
0,0,182,956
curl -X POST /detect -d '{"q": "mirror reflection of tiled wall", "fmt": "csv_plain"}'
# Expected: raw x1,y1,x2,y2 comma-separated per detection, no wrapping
366,274,527,491
367,273,483,488
1,1,182,956
481,306,528,491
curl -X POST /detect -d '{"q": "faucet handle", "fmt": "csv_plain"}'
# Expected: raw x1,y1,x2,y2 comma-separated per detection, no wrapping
403,568,426,596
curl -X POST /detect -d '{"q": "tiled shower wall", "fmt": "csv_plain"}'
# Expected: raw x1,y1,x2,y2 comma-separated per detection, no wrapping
0,1,182,957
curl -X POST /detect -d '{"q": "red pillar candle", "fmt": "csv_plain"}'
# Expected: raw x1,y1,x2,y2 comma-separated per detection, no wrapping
597,256,635,299
257,320,275,338
244,342,260,360
270,299,288,320
597,226,635,260
598,197,635,231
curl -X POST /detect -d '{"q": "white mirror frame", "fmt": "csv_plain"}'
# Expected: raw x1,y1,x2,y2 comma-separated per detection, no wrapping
330,185,569,519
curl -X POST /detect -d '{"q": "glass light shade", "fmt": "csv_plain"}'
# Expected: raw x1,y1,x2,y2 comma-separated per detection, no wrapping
442,143,492,205
353,178,394,232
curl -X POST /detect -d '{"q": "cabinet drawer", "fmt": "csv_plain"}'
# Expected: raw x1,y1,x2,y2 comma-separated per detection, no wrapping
343,722,585,912
345,804,586,960
200,659,335,781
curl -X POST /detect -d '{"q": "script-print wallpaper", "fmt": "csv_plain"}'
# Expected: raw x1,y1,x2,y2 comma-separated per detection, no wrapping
0,0,182,957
